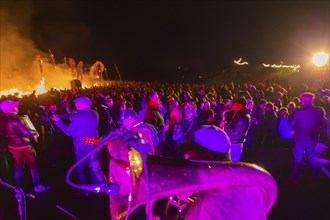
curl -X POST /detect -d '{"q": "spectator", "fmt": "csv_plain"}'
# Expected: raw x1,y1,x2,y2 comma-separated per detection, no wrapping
224,97,251,162
113,99,127,127
167,100,183,156
277,107,293,148
219,98,234,129
98,95,116,136
120,109,159,155
174,109,200,157
144,91,169,155
39,100,74,182
244,99,258,160
287,92,325,185
176,125,272,220
286,101,296,115
261,102,278,148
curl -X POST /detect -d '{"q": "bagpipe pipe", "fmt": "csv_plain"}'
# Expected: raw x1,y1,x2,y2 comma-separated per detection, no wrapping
20,115,40,144
65,128,140,195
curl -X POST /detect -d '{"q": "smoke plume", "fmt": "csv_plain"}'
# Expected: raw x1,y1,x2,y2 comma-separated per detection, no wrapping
0,2,73,92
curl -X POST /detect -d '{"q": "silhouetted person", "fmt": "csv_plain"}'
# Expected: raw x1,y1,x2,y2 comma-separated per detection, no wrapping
224,97,251,162
287,92,324,185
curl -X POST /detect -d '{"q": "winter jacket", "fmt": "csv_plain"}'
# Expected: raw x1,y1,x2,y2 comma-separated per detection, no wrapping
289,104,324,140
225,109,251,144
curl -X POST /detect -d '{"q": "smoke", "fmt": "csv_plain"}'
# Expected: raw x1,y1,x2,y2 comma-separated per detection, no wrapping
0,2,75,92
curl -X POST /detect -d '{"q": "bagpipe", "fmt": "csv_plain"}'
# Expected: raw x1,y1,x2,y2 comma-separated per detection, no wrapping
20,115,39,144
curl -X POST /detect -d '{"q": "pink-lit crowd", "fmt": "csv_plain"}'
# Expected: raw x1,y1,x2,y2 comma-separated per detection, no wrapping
0,80,329,190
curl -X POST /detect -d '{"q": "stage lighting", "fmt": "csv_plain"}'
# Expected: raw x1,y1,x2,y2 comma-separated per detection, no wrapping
312,52,329,67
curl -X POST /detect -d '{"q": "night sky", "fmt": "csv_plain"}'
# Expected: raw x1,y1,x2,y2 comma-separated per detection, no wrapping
2,1,330,82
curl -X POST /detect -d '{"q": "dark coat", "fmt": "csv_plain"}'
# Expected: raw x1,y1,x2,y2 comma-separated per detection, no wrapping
225,109,251,144
144,105,165,132
262,111,278,137
144,105,166,143
289,104,324,140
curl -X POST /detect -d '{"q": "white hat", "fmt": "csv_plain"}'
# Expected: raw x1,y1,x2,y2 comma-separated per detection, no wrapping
0,100,20,113
299,92,315,102
73,96,92,106
193,125,231,153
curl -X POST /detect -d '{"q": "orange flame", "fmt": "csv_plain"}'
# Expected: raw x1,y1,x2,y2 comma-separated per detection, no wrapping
35,77,47,95
0,88,31,98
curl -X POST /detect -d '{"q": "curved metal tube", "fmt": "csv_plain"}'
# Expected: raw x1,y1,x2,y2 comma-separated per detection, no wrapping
109,152,278,219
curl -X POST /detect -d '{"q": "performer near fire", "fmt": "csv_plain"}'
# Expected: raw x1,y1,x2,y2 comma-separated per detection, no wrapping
0,99,51,193
52,96,107,187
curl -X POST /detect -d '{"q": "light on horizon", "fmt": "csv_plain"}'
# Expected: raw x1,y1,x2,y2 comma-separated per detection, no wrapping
234,58,248,65
312,52,329,67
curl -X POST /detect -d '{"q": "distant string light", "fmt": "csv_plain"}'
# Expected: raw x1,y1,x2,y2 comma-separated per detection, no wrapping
233,57,301,71
262,62,300,71
234,58,248,65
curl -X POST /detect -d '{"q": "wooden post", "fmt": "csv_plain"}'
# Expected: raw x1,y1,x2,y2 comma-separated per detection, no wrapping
114,64,122,81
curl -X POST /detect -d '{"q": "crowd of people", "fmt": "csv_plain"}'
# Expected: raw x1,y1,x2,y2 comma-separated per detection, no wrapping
0,79,329,219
